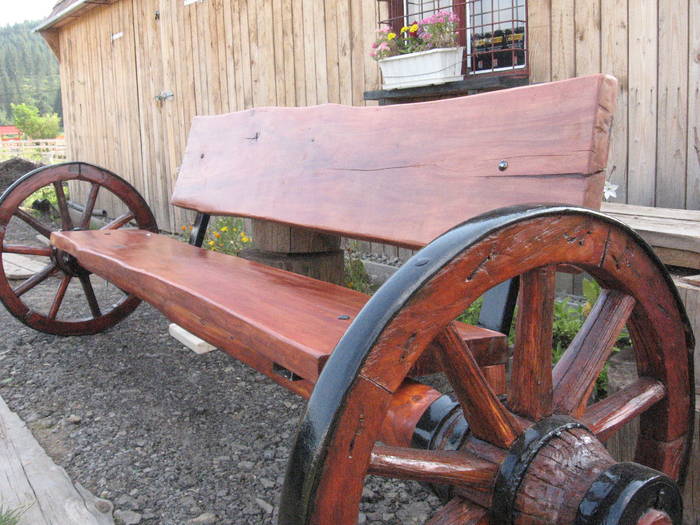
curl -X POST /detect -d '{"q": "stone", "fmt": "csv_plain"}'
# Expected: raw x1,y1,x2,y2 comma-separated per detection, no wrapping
67,414,82,424
114,509,142,525
255,498,273,514
188,512,217,524
115,494,139,510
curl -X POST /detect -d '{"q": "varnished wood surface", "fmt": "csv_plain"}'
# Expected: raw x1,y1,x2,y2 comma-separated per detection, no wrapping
172,75,617,248
50,229,503,382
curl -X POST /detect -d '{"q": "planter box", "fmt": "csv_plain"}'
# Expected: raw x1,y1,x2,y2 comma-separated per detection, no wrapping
378,47,464,90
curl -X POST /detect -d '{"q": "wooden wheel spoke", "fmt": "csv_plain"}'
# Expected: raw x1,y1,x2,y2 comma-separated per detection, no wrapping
368,444,497,490
13,263,57,297
582,377,666,442
101,212,135,230
80,183,100,229
53,181,74,230
13,208,52,239
78,274,102,318
2,243,52,257
436,323,522,448
509,267,555,420
48,275,72,320
553,289,636,417
427,497,488,525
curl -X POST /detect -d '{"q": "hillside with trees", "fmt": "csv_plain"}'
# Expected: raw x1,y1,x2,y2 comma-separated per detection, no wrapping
0,21,61,126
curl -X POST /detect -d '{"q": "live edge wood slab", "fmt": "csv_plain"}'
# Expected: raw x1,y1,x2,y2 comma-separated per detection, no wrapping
0,74,695,524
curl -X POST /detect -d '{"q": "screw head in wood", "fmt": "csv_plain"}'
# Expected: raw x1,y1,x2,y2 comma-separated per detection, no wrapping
498,160,508,171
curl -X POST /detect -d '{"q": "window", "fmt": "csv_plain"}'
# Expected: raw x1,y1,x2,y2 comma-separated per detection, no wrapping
379,0,528,76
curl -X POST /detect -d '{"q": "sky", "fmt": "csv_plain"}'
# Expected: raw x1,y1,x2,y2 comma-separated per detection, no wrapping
0,0,57,28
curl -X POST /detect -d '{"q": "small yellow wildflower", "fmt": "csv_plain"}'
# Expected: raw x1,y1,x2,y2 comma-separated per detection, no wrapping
400,25,409,33
213,231,221,238
242,235,250,243
220,226,228,232
207,240,215,247
387,32,396,40
410,23,419,32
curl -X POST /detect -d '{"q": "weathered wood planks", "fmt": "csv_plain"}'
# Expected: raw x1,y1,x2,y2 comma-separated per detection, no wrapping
0,395,114,525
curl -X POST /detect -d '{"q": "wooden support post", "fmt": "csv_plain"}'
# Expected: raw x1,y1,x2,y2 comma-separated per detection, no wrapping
240,220,344,285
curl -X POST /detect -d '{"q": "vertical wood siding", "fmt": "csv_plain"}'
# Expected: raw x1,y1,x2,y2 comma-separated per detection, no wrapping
529,0,698,211
56,0,699,232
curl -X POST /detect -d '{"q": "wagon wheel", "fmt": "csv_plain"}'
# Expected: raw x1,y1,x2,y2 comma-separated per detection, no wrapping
280,206,693,525
0,162,157,335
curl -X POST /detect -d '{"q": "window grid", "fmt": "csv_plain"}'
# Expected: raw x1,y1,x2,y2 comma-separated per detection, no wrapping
379,0,528,76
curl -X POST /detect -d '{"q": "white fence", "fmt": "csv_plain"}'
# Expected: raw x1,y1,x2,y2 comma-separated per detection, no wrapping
0,139,67,164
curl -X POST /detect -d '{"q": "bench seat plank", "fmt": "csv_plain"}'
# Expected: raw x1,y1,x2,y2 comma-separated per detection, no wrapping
51,229,504,381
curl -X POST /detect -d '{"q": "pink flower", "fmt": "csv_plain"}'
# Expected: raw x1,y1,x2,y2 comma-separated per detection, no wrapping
420,32,432,40
371,41,378,48
379,26,390,33
378,42,389,51
369,50,377,57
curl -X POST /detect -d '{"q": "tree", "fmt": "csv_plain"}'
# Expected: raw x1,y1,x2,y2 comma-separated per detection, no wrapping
11,103,61,139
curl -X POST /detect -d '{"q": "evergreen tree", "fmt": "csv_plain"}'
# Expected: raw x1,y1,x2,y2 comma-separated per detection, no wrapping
0,21,61,126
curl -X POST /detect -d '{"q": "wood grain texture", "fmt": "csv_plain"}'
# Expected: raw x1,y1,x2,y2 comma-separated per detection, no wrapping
552,289,636,418
50,229,503,383
172,75,616,248
687,0,700,209
426,498,488,525
656,0,689,209
509,266,555,420
627,0,658,206
368,445,497,490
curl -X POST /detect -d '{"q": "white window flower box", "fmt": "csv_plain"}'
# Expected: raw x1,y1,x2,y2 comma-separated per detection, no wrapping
378,47,464,90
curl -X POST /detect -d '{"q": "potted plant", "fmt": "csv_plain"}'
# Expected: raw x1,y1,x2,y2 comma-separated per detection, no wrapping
371,11,464,90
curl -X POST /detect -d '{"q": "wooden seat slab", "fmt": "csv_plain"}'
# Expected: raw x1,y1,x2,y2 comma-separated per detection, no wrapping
51,229,505,382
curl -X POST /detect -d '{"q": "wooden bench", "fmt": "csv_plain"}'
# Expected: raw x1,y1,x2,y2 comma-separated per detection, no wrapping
0,74,695,525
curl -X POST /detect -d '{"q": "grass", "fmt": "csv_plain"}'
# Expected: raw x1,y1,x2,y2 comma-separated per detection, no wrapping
0,505,26,525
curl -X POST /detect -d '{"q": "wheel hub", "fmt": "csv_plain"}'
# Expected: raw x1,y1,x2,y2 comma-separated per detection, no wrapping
51,230,90,277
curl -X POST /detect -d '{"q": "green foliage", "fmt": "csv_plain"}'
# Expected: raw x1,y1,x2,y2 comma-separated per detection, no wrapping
343,242,375,294
456,297,484,325
0,21,61,126
11,103,60,139
0,505,26,525
199,217,250,255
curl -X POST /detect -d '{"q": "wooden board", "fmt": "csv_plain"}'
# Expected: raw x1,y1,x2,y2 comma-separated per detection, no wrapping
2,253,47,280
601,203,700,269
51,229,506,382
172,75,617,249
0,395,114,525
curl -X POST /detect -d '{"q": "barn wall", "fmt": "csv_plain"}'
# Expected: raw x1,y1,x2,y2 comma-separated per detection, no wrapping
55,0,699,232
58,0,382,231
529,0,699,210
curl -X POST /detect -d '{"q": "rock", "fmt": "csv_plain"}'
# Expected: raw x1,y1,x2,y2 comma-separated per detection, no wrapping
238,460,255,471
188,512,218,524
67,414,82,424
114,509,142,525
255,497,273,514
115,494,140,510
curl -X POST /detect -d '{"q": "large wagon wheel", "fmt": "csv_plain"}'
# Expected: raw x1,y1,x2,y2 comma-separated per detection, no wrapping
0,162,157,335
281,206,694,525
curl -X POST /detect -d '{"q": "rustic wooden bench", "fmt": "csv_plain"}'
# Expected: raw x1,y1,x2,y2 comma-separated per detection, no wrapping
0,74,694,525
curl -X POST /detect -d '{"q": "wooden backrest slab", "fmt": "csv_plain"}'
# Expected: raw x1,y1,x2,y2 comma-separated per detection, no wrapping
171,74,618,249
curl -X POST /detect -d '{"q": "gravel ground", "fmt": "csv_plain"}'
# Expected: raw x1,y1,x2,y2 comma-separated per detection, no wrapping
0,165,442,525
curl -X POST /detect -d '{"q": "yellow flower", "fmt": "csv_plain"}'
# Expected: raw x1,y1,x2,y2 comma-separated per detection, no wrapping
387,32,396,40
180,225,187,231
207,240,215,247
220,226,228,232
242,235,250,243
400,26,409,33
410,23,419,32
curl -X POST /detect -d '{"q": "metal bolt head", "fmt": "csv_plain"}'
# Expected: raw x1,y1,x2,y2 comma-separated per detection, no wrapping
498,160,508,171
